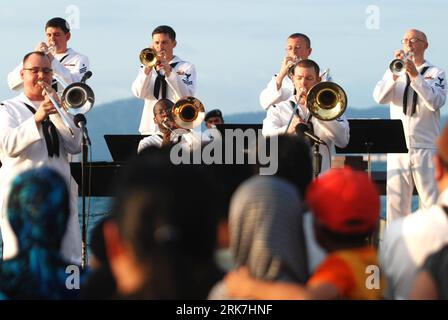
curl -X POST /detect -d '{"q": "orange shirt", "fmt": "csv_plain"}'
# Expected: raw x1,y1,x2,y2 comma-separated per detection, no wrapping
308,246,384,300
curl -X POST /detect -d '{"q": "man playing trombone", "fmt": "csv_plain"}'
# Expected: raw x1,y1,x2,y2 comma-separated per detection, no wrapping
7,17,90,93
132,25,197,134
373,29,447,222
0,52,82,264
137,99,197,152
262,59,349,174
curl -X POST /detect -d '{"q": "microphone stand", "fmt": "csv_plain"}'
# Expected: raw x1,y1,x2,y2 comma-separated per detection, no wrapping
312,142,322,178
81,135,88,269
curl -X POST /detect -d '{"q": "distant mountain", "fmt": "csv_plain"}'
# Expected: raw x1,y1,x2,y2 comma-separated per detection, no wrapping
85,98,446,161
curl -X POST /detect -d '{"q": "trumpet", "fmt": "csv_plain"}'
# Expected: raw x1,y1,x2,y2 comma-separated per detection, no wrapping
389,51,414,76
306,82,347,121
139,47,159,68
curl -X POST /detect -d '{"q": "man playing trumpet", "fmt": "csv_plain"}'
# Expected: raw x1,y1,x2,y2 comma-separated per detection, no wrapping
7,17,90,93
0,52,82,264
132,25,197,134
373,29,447,222
262,59,349,174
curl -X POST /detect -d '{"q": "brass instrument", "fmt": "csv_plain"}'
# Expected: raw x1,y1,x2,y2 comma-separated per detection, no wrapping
37,75,95,136
139,47,159,68
52,74,95,115
172,96,205,129
306,82,347,121
389,51,414,76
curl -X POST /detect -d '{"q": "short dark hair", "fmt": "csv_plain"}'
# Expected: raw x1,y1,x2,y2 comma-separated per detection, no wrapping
22,51,50,66
45,17,70,34
288,33,311,48
111,148,220,298
205,109,223,122
152,25,176,41
294,59,320,77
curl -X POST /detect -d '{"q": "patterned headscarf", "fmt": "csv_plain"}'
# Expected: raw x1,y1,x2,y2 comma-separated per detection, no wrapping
229,176,309,283
0,167,78,299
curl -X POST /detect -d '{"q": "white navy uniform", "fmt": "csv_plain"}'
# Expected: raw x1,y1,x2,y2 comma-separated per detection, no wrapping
262,96,350,173
131,55,197,134
137,129,197,153
7,48,90,93
380,189,448,299
259,71,332,110
0,93,82,263
373,61,447,222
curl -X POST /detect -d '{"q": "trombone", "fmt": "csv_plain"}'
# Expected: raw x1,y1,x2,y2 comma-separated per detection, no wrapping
285,81,347,133
306,81,347,121
139,47,182,101
139,47,159,68
38,74,95,136
172,96,205,129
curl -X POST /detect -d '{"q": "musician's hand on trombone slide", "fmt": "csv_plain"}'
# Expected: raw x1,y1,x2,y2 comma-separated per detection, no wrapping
34,81,59,123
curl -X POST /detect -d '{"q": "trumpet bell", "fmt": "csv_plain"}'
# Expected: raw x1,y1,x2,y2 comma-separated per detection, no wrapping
172,96,205,129
306,82,347,121
389,58,406,76
62,82,95,115
140,48,158,68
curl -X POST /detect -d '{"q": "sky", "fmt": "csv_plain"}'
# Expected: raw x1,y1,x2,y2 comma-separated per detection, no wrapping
1,0,448,115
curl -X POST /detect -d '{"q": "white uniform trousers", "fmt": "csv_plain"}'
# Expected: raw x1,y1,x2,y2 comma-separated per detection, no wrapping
387,148,438,223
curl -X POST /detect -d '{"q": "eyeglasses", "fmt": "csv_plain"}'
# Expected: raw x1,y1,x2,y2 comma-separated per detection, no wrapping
401,38,425,44
23,67,53,74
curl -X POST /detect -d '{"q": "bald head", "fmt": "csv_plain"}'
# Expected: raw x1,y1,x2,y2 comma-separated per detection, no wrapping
405,29,427,43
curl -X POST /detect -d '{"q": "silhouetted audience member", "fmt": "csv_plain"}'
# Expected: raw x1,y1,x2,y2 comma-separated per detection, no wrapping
260,134,325,272
103,147,222,299
208,175,309,299
410,243,448,299
0,167,80,299
81,216,116,299
383,123,448,299
224,168,384,299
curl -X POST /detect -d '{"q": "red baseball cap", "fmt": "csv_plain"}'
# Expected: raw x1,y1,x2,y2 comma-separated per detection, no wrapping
306,168,380,234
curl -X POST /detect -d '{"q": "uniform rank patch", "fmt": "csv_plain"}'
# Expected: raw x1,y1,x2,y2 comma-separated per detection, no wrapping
182,73,193,85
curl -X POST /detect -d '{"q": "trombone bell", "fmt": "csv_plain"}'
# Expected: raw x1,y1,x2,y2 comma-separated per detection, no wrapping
172,97,205,129
62,82,95,115
306,82,347,121
140,48,158,68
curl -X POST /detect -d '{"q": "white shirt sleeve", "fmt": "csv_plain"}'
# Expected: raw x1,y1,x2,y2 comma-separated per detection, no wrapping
49,111,82,154
259,76,294,110
313,115,350,148
411,69,447,112
373,69,397,105
51,54,90,85
131,68,156,99
7,63,24,91
0,106,41,157
262,106,289,136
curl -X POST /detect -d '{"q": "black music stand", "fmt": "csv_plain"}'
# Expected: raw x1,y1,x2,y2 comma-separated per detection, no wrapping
335,119,408,176
104,134,147,162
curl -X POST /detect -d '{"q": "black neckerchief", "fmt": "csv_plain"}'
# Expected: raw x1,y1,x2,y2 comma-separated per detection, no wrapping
402,66,430,116
153,62,179,99
23,103,60,157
